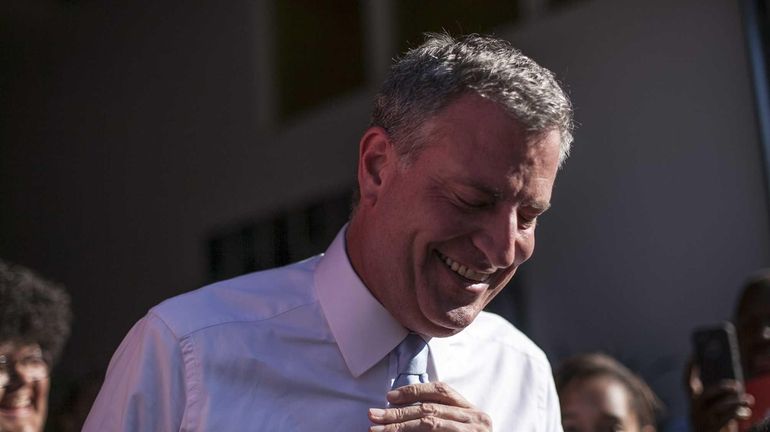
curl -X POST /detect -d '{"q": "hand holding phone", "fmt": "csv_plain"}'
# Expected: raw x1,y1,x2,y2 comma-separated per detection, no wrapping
689,322,754,432
693,322,744,387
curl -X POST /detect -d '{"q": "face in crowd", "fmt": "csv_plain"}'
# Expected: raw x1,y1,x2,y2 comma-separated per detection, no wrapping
560,375,654,432
735,279,770,379
556,354,661,432
0,342,50,432
0,259,71,432
351,93,561,337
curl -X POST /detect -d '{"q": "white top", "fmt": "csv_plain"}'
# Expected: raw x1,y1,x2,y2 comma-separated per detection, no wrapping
84,227,563,431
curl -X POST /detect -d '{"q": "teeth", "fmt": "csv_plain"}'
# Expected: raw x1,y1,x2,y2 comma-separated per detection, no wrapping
438,253,491,283
3,396,31,408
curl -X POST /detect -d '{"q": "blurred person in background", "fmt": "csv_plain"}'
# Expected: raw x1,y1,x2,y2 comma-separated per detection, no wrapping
555,353,663,432
0,259,72,432
688,271,770,432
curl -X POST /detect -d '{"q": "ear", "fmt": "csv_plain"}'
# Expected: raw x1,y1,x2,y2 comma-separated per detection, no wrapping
356,126,396,207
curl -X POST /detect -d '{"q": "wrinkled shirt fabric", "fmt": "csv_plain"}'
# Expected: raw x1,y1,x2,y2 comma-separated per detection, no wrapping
84,227,562,431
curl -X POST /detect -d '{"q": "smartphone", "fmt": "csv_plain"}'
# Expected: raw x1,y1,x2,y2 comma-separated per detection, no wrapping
692,322,744,387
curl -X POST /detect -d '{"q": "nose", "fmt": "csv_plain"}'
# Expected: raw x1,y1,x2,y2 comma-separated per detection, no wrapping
472,207,519,269
1,366,26,391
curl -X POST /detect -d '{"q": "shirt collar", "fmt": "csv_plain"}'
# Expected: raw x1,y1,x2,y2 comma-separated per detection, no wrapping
314,225,408,378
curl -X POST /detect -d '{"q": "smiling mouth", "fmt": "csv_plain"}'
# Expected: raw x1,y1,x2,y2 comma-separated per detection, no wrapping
0,400,35,419
1,398,31,410
436,251,492,283
0,391,35,412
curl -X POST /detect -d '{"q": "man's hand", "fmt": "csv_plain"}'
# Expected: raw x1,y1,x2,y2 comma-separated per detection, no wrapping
368,382,492,431
688,362,754,432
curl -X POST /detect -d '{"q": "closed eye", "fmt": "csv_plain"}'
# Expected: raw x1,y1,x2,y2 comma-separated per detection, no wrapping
518,214,537,229
519,209,546,229
455,194,494,210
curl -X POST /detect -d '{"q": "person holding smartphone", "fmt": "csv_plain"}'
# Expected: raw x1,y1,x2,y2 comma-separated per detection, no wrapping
689,271,770,432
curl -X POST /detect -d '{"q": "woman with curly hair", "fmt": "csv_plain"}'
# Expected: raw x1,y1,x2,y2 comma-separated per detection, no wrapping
0,259,71,432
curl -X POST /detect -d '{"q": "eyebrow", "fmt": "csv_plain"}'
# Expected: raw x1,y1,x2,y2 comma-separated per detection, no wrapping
457,179,503,200
599,413,624,425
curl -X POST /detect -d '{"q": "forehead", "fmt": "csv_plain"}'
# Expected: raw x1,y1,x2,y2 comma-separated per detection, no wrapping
562,376,634,419
738,285,770,322
0,341,42,356
415,94,560,188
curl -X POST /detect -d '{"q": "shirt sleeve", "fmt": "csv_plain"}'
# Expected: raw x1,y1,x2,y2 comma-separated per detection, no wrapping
83,312,189,432
543,369,564,432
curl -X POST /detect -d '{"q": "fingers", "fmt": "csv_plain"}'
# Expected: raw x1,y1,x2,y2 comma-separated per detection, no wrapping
386,382,472,408
706,398,751,427
691,380,755,432
368,417,467,431
369,404,475,424
699,380,743,402
369,412,492,432
697,380,754,411
369,383,493,431
687,360,702,396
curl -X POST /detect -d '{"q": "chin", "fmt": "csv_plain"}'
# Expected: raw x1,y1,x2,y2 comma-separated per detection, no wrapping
407,314,464,337
422,308,481,337
0,414,43,432
445,310,479,329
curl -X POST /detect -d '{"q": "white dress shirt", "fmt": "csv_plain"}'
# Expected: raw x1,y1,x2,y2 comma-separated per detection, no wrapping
84,227,563,431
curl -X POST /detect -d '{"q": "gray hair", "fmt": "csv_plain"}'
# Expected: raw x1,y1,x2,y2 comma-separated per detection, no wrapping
371,33,574,166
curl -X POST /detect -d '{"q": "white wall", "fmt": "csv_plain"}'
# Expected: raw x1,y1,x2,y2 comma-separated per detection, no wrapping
505,0,770,417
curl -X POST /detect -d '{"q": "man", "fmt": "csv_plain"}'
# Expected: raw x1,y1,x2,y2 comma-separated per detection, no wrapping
85,33,574,431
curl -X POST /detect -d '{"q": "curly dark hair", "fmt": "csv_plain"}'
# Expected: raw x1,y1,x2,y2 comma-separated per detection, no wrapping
554,353,664,429
0,259,72,365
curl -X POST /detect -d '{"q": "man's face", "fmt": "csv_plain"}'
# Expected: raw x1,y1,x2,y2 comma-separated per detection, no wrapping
352,93,561,337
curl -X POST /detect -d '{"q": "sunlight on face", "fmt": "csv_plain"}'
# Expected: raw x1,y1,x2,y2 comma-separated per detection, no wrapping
351,93,561,337
560,376,648,432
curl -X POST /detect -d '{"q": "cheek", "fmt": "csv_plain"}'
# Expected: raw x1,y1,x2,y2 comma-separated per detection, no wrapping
516,233,536,263
36,379,51,398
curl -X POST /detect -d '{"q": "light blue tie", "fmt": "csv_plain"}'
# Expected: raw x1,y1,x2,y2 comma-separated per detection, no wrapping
392,333,429,389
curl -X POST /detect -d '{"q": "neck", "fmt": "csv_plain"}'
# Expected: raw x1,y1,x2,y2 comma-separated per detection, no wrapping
345,214,366,284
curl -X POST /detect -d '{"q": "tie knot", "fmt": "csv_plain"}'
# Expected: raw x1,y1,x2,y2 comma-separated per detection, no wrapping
392,333,429,389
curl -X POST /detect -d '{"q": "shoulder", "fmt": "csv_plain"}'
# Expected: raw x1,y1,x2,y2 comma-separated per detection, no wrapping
149,256,322,338
460,311,550,367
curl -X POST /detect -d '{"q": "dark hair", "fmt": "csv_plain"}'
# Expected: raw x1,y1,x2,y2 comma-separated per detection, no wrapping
555,353,663,429
735,269,770,319
0,259,72,365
